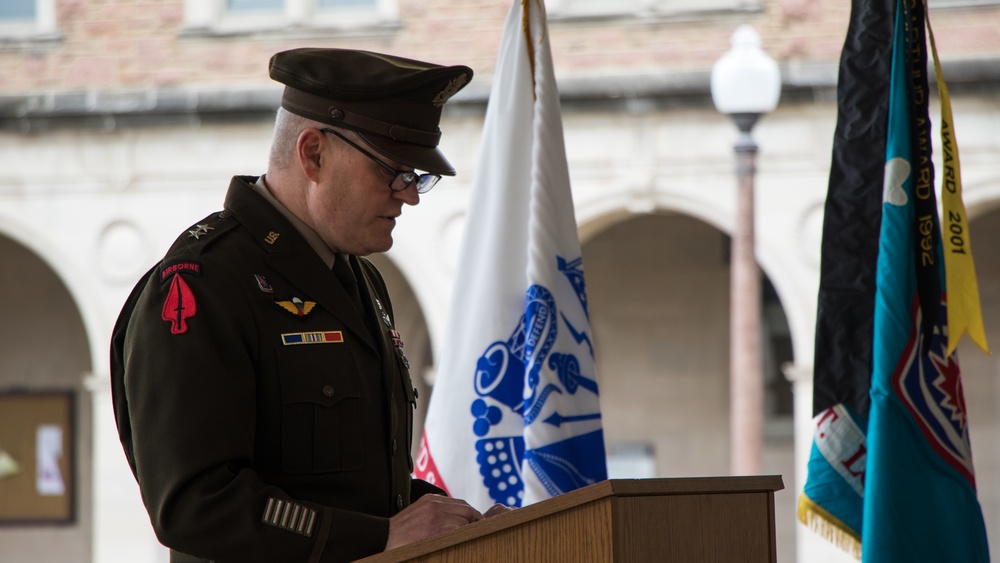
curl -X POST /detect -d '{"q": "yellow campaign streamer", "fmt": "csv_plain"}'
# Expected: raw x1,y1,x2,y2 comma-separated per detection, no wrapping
925,10,989,356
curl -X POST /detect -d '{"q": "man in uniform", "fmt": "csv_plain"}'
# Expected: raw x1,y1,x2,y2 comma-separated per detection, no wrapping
110,48,504,563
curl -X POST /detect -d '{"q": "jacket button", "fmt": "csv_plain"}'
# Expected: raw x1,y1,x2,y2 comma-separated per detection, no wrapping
392,438,397,454
413,387,419,400
396,495,403,510
322,385,335,397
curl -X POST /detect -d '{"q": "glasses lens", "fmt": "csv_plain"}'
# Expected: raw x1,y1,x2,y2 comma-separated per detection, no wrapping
416,174,441,194
390,172,416,192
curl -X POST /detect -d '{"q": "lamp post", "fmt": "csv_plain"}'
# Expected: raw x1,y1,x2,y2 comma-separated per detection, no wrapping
710,25,781,476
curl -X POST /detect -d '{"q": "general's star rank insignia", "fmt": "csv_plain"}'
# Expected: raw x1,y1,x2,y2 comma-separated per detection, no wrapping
187,224,215,239
276,297,316,317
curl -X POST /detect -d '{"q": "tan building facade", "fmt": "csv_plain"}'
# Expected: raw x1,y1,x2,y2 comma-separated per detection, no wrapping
1,1,999,562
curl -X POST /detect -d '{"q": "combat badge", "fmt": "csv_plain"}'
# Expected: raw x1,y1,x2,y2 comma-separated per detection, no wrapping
276,297,316,317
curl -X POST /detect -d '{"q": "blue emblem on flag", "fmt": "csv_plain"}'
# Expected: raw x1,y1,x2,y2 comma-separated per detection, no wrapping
470,255,606,507
893,302,976,485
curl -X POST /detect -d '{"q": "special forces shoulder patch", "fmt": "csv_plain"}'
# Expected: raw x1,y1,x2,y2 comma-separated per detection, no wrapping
161,274,197,335
159,261,201,335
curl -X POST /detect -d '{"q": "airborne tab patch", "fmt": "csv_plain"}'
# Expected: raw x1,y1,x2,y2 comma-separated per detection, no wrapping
160,261,202,283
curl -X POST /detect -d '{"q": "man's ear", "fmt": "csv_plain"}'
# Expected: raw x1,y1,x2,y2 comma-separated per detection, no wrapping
297,128,326,182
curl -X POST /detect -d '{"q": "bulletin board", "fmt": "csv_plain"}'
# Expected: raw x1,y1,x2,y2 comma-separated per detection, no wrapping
0,390,75,524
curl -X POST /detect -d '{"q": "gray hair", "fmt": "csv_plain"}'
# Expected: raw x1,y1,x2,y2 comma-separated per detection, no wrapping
268,107,325,170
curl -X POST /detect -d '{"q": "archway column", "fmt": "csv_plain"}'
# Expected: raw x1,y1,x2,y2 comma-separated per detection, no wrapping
783,362,856,563
86,373,163,563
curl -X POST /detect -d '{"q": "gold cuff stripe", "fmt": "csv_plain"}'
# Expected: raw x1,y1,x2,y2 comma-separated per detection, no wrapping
262,497,316,537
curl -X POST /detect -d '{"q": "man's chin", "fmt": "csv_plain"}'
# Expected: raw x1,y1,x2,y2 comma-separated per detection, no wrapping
357,240,393,256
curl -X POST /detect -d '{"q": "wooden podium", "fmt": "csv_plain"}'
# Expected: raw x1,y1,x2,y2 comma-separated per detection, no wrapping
357,475,784,563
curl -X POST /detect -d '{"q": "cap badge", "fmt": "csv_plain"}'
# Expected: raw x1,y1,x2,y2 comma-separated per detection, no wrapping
432,74,469,107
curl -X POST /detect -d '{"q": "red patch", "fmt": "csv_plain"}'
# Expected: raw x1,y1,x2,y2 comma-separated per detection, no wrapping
389,329,404,349
160,261,202,283
162,273,197,334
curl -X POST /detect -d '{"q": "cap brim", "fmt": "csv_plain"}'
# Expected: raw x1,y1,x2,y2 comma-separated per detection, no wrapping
356,131,457,176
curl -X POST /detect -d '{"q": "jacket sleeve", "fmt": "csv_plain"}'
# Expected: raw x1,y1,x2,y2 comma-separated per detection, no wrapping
410,478,448,501
121,255,390,563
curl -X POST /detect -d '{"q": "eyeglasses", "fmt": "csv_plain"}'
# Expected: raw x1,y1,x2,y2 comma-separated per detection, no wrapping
320,128,441,194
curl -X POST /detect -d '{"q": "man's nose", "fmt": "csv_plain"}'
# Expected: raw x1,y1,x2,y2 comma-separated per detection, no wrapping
392,184,420,206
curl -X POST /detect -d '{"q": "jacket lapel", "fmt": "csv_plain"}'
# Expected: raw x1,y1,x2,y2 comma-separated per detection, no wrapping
266,251,378,353
225,176,378,354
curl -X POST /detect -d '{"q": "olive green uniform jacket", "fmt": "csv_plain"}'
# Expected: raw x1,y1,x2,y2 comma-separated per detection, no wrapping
111,176,442,563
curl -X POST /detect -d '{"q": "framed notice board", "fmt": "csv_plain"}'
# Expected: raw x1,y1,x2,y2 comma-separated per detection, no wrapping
0,390,75,524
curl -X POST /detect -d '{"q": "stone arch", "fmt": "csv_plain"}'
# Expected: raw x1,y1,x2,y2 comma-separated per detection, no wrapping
0,225,94,563
577,193,808,371
577,204,798,558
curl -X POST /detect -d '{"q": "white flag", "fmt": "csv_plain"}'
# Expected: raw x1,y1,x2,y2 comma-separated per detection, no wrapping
415,0,607,511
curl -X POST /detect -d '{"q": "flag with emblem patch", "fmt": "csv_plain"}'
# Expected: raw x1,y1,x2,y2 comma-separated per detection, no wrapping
799,0,990,559
862,0,989,559
415,0,607,511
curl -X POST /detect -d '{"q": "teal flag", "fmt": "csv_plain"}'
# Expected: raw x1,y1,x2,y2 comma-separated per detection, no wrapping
800,0,991,559
861,0,990,560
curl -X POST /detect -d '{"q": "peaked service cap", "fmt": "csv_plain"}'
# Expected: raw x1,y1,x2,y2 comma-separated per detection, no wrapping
269,48,473,176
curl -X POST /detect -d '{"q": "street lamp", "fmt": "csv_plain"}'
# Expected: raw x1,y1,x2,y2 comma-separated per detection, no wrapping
710,24,781,476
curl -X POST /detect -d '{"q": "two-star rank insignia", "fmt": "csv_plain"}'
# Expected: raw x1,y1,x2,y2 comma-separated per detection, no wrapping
276,297,316,317
187,224,215,239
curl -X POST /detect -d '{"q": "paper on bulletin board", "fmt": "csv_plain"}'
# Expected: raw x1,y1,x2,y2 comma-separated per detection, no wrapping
0,449,20,478
36,425,65,496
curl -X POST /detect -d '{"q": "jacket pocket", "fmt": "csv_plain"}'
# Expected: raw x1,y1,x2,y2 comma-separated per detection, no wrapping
277,345,364,473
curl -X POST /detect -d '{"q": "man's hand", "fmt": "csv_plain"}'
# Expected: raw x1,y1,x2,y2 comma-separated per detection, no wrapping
484,503,515,518
385,495,484,551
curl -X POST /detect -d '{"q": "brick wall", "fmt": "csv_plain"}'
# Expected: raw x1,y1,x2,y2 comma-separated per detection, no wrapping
1,0,997,94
